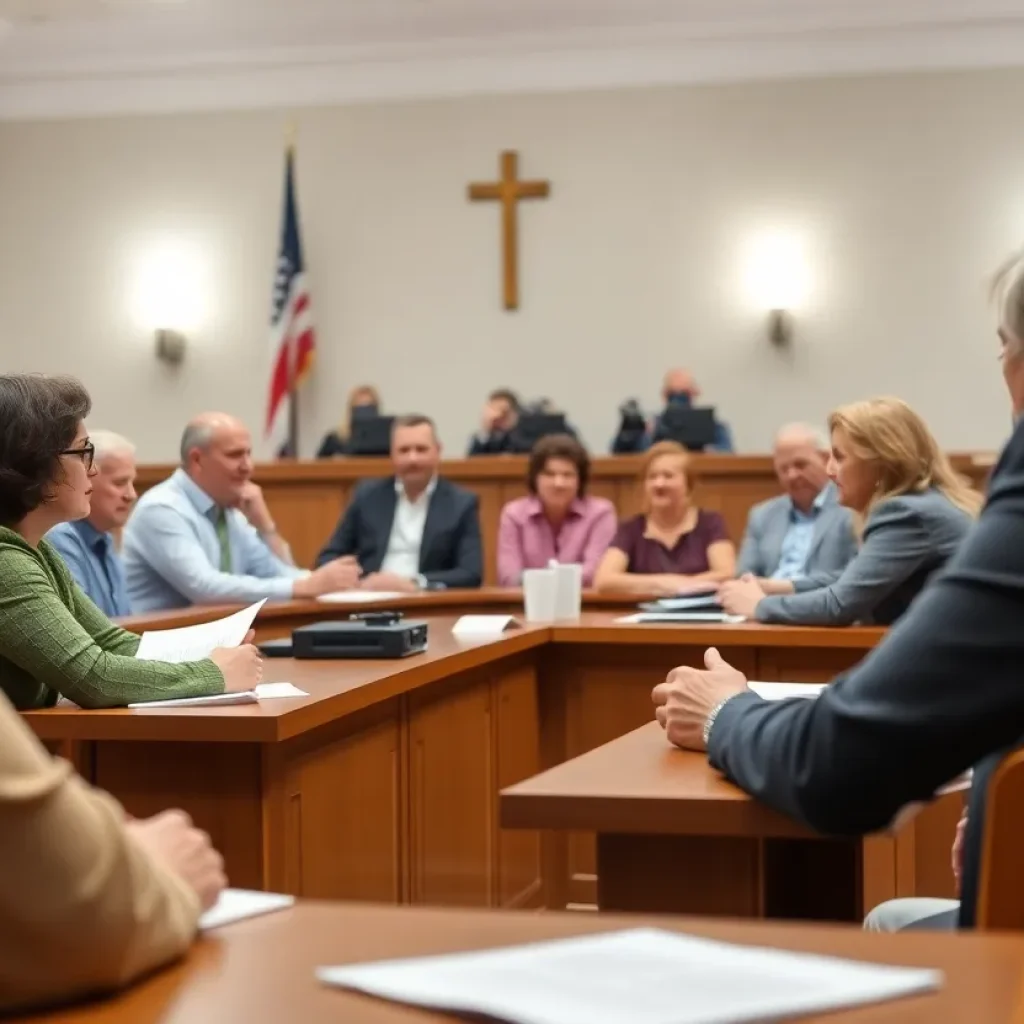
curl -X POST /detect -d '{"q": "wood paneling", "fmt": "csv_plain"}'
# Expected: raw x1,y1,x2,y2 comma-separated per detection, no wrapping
132,452,993,578
407,670,496,907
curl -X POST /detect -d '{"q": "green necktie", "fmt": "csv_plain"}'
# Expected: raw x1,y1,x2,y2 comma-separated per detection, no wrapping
214,508,231,572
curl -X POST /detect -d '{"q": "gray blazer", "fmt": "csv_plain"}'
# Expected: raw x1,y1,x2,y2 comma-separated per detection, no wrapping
755,488,974,627
736,486,856,583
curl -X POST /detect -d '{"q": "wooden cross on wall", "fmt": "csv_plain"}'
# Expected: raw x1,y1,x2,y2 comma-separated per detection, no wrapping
467,150,551,311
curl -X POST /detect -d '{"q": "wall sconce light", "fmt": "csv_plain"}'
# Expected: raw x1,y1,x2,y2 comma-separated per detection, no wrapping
767,309,794,347
155,328,187,365
743,229,810,348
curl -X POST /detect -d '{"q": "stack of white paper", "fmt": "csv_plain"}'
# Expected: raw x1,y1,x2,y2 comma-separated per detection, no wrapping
135,599,266,663
317,927,942,1024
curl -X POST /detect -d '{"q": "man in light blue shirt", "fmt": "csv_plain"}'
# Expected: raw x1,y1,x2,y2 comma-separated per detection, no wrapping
735,423,857,584
47,429,137,618
123,413,361,611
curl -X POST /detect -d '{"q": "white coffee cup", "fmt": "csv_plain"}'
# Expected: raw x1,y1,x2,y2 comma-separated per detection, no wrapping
522,568,558,622
553,563,583,620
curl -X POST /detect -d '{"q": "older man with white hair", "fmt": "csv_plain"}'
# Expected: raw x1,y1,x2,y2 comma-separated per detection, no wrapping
47,429,137,617
734,422,857,588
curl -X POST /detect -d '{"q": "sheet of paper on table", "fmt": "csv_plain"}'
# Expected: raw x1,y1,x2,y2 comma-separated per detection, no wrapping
616,612,746,624
316,591,406,604
127,682,308,709
748,681,827,700
135,599,266,663
317,926,942,1024
200,889,295,930
452,615,519,637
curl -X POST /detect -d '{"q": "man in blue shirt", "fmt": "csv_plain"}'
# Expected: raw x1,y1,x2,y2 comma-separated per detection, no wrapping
123,413,362,611
47,430,137,618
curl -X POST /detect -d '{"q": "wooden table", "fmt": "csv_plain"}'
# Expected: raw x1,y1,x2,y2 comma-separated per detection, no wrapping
502,721,964,921
26,613,906,915
18,902,1024,1023
133,452,993,582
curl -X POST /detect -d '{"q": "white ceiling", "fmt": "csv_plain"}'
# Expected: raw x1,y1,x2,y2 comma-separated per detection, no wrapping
2,0,1024,119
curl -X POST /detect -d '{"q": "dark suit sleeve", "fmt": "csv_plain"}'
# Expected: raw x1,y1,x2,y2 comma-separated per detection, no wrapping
735,507,765,577
423,495,483,588
315,486,364,567
707,430,1024,837
754,499,935,626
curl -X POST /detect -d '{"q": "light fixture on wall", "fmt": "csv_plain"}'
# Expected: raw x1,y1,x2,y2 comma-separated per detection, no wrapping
131,237,208,365
742,229,810,347
154,328,187,365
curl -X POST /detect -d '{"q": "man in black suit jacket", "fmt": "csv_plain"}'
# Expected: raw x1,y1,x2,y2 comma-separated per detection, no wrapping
651,291,1024,929
316,414,482,591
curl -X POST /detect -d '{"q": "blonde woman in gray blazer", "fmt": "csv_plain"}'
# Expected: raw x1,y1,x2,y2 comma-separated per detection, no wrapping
720,397,982,627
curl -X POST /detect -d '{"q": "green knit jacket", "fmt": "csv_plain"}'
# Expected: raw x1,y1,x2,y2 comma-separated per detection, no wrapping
0,527,224,710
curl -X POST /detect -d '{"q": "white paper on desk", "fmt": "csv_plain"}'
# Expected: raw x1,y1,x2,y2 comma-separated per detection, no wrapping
317,591,405,604
317,926,942,1024
749,681,827,700
135,599,266,663
200,889,295,930
128,683,308,709
452,615,518,637
616,612,745,624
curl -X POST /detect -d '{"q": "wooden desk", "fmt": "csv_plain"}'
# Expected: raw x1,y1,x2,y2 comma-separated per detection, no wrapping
18,902,1024,1023
134,453,993,581
502,721,964,921
26,614,902,915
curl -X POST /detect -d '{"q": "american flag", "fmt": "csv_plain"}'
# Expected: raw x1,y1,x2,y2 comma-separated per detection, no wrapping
265,146,315,443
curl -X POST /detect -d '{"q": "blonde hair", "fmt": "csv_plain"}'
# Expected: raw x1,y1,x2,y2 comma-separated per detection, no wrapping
640,440,691,513
337,384,381,441
828,397,982,525
992,251,1024,352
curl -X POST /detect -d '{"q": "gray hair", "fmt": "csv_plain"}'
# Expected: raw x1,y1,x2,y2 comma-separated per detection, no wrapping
89,429,136,464
179,422,216,464
774,422,830,451
992,251,1024,353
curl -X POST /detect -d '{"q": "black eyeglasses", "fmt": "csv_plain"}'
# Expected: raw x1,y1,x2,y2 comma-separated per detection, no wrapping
61,441,95,472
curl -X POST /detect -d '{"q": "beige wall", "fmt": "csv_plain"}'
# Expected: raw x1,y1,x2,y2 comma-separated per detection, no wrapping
0,68,1020,461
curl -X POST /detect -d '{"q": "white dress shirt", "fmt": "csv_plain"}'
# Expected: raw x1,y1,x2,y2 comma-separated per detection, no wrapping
381,477,437,580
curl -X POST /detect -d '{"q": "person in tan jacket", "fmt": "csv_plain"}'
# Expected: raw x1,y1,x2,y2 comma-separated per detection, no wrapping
0,689,226,1013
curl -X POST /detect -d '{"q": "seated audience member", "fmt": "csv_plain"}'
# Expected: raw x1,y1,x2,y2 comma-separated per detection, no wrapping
316,384,381,458
318,414,483,590
125,413,360,611
497,434,616,586
0,689,226,1012
0,376,259,710
594,441,735,595
612,369,733,454
719,397,981,626
46,429,137,617
468,388,520,455
736,423,857,588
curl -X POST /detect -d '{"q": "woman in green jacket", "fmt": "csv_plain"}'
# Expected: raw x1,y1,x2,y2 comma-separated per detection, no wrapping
0,374,261,709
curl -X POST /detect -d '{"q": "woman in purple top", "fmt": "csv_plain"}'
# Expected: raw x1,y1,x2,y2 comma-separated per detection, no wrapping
595,441,736,596
497,435,617,586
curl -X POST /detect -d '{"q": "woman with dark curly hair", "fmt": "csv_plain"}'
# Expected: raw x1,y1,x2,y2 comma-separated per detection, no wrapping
0,374,261,709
